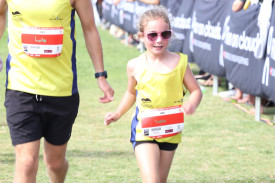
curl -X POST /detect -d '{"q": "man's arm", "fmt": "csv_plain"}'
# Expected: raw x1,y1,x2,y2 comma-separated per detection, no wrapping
71,0,114,103
0,0,7,40
0,0,7,71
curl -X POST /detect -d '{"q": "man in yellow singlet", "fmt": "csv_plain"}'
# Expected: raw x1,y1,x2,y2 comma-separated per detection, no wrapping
0,0,114,182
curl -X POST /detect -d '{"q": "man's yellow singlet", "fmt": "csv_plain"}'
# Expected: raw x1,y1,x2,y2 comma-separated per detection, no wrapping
6,0,77,96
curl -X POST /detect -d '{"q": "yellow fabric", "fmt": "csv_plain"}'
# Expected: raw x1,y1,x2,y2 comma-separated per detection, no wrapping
6,0,77,96
133,52,188,143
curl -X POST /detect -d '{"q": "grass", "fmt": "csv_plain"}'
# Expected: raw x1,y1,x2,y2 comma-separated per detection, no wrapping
0,17,275,183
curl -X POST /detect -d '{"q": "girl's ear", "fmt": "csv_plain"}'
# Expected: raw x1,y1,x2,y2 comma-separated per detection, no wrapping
138,32,145,42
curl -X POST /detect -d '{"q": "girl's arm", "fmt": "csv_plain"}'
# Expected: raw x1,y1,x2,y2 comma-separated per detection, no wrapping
104,60,137,125
182,65,203,115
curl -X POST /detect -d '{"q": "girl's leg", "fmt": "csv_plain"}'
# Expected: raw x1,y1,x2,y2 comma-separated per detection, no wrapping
135,143,160,183
159,150,176,183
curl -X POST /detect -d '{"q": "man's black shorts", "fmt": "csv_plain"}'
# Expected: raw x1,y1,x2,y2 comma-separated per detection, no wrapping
5,89,79,146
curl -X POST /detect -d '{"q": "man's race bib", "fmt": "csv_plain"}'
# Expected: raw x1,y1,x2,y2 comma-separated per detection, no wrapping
21,27,63,57
141,105,184,139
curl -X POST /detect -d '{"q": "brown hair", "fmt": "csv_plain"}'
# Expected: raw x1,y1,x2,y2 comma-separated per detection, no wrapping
138,6,171,33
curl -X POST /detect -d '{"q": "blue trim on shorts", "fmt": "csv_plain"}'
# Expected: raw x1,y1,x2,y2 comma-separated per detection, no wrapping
5,53,11,88
130,106,139,149
70,9,78,94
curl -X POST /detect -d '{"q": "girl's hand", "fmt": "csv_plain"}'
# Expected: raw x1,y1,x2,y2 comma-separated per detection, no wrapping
104,112,120,126
182,102,196,115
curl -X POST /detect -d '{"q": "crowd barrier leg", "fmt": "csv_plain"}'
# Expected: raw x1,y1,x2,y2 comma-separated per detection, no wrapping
255,96,261,121
124,32,129,46
213,75,219,96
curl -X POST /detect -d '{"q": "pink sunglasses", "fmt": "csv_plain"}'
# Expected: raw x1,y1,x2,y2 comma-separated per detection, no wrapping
143,30,172,42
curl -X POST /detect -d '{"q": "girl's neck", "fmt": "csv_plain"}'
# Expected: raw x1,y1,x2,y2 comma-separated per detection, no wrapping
145,51,168,62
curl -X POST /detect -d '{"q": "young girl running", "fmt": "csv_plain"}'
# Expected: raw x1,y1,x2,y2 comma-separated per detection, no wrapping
104,6,202,183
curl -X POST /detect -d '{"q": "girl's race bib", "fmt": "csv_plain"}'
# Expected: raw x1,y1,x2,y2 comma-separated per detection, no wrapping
141,105,184,139
21,27,63,57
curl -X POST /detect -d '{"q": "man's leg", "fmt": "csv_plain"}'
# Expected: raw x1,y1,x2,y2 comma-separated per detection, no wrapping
43,141,68,183
13,140,40,183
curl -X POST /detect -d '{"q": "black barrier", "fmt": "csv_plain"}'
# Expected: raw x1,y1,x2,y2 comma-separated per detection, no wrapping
102,0,275,102
102,0,153,34
102,0,121,28
191,0,233,77
163,0,195,62
102,0,112,24
262,2,275,102
222,3,266,98
119,1,136,34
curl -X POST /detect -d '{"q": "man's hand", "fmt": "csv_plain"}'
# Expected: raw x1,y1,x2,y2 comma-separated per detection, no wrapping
97,77,114,103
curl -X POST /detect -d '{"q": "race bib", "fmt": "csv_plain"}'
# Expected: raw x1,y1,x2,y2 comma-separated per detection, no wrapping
141,105,184,139
21,27,63,57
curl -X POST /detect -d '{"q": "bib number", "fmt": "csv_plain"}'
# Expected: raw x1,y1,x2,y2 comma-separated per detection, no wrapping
21,27,63,57
141,105,184,139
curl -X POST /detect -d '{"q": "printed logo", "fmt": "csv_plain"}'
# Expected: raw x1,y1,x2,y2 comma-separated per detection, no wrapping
23,45,28,52
12,11,21,15
165,129,173,133
144,129,149,136
11,11,22,22
191,11,222,41
50,16,63,21
155,120,166,124
151,127,161,132
44,50,52,53
262,57,270,86
174,98,184,104
35,36,46,43
141,98,152,109
222,16,260,53
141,98,152,102
270,67,275,77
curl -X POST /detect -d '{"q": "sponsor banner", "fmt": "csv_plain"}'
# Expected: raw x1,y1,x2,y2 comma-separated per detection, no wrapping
102,0,152,34
120,0,136,34
102,0,121,28
222,4,266,97
135,0,154,17
102,0,113,24
262,3,275,102
162,0,195,62
191,0,233,77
